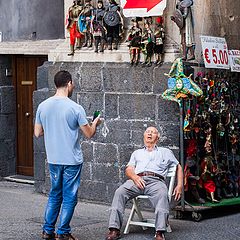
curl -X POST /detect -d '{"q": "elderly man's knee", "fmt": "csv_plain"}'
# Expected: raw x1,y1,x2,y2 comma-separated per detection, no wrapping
156,190,168,202
114,186,125,199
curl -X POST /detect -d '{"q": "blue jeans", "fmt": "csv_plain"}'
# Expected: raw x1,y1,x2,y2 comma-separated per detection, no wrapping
43,163,82,235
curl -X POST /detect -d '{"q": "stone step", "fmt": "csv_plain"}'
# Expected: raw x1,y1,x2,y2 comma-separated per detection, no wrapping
0,39,180,63
49,39,180,63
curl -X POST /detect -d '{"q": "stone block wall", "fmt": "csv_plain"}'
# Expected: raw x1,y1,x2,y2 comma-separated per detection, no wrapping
0,56,16,177
34,62,180,204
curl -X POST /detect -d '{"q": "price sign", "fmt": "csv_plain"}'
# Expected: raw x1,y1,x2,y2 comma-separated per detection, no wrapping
200,36,230,69
229,50,240,72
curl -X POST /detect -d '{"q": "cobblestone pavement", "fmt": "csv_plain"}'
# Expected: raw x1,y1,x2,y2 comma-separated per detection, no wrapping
0,181,239,240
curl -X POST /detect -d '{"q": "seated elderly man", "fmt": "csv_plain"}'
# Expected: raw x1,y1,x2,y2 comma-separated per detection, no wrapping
105,126,183,240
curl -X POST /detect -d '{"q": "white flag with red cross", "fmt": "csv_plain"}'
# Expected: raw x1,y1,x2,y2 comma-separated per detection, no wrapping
120,0,167,17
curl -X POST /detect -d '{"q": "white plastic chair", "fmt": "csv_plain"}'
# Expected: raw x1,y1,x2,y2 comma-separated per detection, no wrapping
124,164,177,234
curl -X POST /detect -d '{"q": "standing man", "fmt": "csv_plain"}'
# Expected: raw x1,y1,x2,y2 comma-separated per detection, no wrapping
34,70,101,240
105,127,183,240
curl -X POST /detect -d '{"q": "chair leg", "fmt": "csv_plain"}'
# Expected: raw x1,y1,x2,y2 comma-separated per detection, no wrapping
166,223,172,233
124,203,136,234
132,198,148,231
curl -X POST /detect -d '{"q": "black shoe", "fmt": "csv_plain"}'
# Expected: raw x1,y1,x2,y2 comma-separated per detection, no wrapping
42,231,56,240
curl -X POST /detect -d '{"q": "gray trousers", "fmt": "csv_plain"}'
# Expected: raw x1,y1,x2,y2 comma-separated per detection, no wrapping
108,176,169,231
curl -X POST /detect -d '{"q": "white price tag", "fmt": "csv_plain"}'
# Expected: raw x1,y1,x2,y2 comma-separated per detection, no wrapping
200,36,230,69
229,50,240,72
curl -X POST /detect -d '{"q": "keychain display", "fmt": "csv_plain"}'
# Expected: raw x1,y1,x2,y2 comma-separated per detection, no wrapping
182,70,240,204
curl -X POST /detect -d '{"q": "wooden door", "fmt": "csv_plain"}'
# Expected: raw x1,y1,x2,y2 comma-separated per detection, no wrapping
13,56,47,176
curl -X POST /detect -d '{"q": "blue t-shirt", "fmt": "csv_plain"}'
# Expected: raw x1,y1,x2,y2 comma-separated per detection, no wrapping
35,96,88,165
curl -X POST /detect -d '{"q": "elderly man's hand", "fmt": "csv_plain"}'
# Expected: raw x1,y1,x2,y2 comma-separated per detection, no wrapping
173,184,182,201
133,176,146,190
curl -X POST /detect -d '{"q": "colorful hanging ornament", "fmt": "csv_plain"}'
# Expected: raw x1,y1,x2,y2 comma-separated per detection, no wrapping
162,58,203,106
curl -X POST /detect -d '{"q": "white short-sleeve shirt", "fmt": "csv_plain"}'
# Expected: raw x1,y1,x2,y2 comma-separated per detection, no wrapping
127,146,179,177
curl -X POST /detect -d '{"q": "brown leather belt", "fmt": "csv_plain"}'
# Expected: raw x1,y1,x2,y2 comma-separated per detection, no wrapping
137,171,164,181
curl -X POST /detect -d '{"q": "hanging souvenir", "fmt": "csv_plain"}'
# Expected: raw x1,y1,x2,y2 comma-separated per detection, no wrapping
162,58,203,106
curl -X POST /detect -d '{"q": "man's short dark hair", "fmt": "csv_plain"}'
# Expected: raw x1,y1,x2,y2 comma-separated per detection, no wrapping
54,70,72,88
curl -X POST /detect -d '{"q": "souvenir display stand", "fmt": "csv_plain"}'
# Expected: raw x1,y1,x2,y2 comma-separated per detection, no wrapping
173,65,240,221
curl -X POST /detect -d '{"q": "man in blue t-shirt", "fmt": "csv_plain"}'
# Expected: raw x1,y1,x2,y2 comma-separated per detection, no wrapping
35,70,101,240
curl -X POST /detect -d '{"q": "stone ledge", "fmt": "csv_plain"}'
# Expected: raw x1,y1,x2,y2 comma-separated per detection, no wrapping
0,39,64,55
0,38,180,63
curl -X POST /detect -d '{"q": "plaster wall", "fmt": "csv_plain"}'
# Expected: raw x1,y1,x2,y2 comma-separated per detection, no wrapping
191,0,240,60
0,0,64,41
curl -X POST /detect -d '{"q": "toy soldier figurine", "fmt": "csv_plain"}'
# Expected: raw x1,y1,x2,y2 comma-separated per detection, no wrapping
141,19,154,67
171,0,195,61
79,0,94,48
104,0,123,50
67,0,83,56
92,0,106,53
126,18,142,66
154,16,165,65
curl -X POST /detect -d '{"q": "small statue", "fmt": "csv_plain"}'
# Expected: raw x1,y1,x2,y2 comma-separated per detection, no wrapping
103,0,124,50
153,16,165,65
184,158,205,204
162,58,203,106
200,155,220,203
92,0,106,53
79,0,94,48
141,19,154,67
171,0,195,61
126,18,142,66
66,0,83,56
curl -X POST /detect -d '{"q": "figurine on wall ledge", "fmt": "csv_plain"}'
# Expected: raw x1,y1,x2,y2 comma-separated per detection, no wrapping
66,0,83,56
79,0,94,48
103,0,123,50
162,58,203,106
92,0,106,53
126,18,142,66
154,16,165,65
141,18,154,67
171,0,195,61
